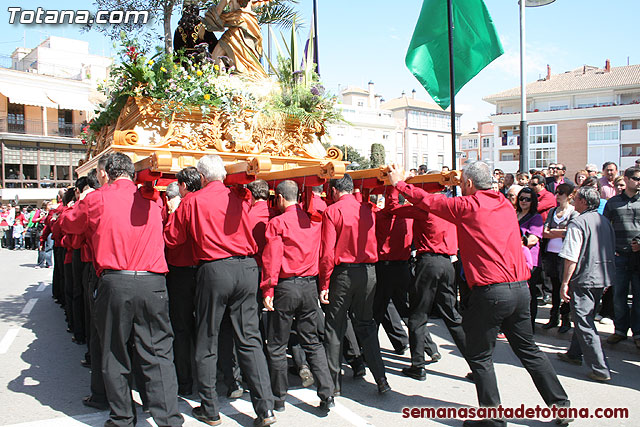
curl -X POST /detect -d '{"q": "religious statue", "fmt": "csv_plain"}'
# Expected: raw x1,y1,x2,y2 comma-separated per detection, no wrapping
204,0,273,79
173,3,219,62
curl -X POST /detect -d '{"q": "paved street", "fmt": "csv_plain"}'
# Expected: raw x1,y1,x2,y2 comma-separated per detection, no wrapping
0,248,638,427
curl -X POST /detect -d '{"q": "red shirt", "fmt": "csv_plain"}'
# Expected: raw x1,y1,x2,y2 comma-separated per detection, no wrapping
318,194,378,291
164,180,257,261
375,188,413,261
62,234,74,264
536,188,556,222
311,193,328,213
51,207,68,247
248,200,278,268
60,179,168,275
164,192,197,267
260,205,321,298
391,203,457,256
396,182,530,288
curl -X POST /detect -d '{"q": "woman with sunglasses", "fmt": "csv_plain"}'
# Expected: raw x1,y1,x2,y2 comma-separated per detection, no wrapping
542,183,578,333
516,187,544,331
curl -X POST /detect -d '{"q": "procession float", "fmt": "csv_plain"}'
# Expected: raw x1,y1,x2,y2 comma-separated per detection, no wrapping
76,0,459,198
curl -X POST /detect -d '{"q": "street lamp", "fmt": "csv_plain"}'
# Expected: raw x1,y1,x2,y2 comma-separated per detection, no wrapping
519,0,555,174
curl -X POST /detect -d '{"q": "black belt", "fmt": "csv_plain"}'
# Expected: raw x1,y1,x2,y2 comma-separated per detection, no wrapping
378,260,407,266
474,280,528,289
278,275,317,283
338,262,374,268
417,252,450,259
102,269,164,276
199,255,252,266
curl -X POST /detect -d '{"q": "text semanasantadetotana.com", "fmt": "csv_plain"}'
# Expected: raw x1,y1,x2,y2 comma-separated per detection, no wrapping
402,405,629,420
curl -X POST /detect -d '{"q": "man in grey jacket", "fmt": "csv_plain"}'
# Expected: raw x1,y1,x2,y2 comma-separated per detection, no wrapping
557,186,615,382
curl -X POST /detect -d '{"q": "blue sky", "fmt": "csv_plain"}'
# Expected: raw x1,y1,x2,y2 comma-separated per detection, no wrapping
2,0,638,130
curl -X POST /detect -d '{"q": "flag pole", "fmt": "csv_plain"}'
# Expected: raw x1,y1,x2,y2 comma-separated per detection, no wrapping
313,0,320,76
446,0,457,196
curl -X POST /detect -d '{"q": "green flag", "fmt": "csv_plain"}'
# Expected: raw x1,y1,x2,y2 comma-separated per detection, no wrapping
406,0,504,110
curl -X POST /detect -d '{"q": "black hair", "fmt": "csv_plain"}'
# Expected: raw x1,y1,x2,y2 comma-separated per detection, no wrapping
581,176,602,192
555,183,574,196
516,187,538,214
97,155,109,171
602,161,618,171
276,180,298,202
311,185,323,194
75,176,88,192
62,187,76,206
87,169,100,189
529,174,545,186
329,174,353,194
105,152,135,181
247,179,269,201
624,166,640,178
176,166,202,193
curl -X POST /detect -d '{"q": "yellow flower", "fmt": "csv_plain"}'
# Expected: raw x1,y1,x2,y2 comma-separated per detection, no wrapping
196,70,203,76
148,60,154,66
173,64,178,69
160,66,167,72
214,64,220,71
204,94,211,100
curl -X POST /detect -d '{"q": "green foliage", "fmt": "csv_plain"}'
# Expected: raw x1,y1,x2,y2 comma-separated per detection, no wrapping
322,143,370,170
370,143,386,168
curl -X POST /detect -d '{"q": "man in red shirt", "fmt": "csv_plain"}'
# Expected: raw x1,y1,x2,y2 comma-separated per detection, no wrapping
387,187,469,381
261,180,334,412
165,167,201,398
62,153,183,427
529,174,556,222
389,161,570,427
164,155,275,427
319,174,390,395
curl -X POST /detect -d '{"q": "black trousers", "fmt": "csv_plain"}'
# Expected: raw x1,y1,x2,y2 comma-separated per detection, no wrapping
166,265,197,395
324,264,386,390
72,249,87,342
529,266,544,330
373,261,409,351
462,281,569,409
195,257,273,419
85,263,107,403
267,277,333,402
409,254,467,368
95,272,182,427
64,261,74,330
52,246,65,302
544,253,570,319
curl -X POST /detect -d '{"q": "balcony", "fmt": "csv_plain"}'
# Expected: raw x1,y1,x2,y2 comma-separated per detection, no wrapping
620,128,640,144
0,117,82,138
0,54,83,81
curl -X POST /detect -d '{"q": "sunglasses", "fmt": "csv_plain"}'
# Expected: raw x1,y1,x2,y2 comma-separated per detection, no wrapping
630,176,640,182
519,197,532,202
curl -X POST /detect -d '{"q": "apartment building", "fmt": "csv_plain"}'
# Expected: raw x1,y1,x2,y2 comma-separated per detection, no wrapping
484,61,640,175
0,36,111,203
381,91,461,171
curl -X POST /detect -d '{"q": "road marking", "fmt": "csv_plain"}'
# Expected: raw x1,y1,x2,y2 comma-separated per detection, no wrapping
21,298,38,315
289,388,376,427
0,328,19,354
37,282,48,292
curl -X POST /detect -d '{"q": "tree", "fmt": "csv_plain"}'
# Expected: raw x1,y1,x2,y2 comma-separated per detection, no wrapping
330,144,370,170
370,143,385,168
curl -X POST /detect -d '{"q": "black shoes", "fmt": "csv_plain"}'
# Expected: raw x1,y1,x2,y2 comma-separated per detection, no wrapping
402,366,426,381
192,406,222,426
80,359,91,368
82,395,109,410
298,365,314,388
557,352,582,366
319,396,335,411
543,317,559,329
254,410,276,427
274,400,285,412
376,377,391,394
430,352,442,362
227,382,244,399
352,362,366,379
394,344,409,355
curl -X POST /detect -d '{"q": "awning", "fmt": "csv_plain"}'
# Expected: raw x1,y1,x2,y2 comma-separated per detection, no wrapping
46,89,96,112
0,83,57,108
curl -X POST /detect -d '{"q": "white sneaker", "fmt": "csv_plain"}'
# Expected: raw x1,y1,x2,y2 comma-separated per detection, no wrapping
599,317,613,325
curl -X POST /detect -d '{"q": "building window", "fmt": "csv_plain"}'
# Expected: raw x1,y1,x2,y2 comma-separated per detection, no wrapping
528,124,556,145
422,155,428,166
529,147,556,170
588,123,619,143
8,103,25,133
482,137,490,148
437,154,444,168
58,110,73,137
411,154,418,169
621,144,640,157
501,152,514,161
